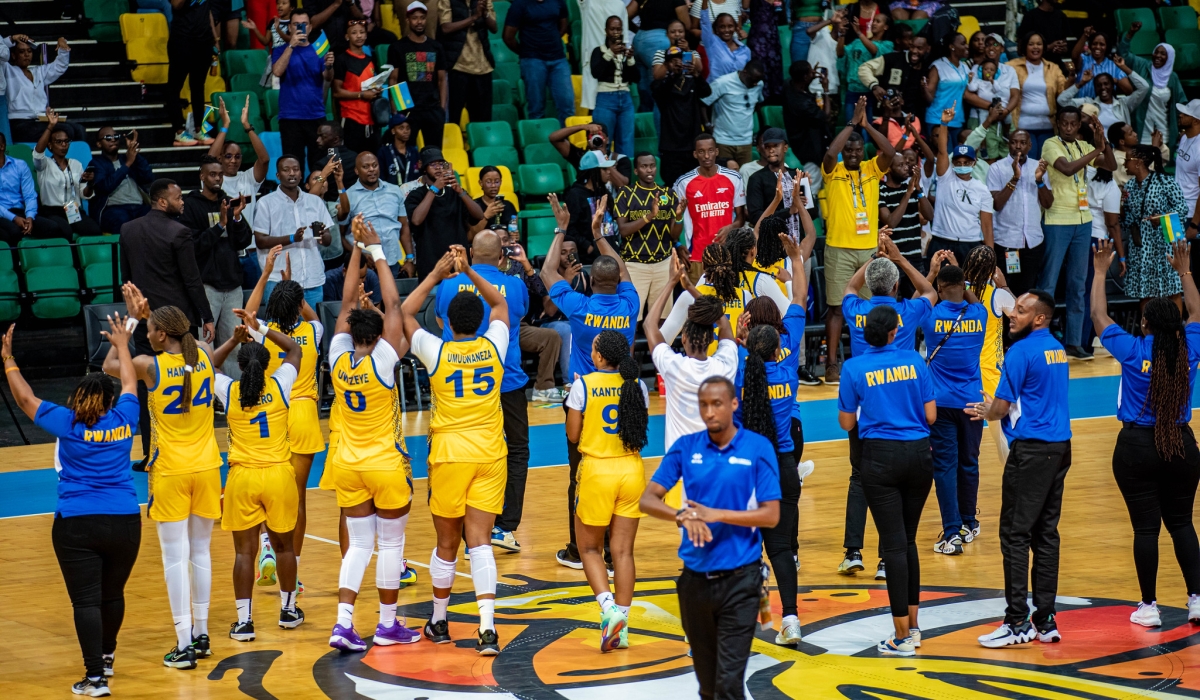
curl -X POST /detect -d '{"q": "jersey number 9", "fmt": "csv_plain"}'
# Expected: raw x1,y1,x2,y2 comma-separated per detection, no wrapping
445,367,496,398
601,404,619,434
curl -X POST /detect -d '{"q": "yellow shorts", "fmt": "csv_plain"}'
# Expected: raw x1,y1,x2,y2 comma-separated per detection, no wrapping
148,469,222,522
221,463,299,532
318,433,339,491
575,454,646,526
287,398,325,455
428,458,507,518
335,467,412,509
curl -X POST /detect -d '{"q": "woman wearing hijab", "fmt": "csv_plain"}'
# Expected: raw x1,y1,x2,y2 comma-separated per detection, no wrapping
1117,25,1186,147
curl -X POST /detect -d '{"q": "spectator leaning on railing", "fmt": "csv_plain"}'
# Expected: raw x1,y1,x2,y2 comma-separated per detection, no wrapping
85,127,154,236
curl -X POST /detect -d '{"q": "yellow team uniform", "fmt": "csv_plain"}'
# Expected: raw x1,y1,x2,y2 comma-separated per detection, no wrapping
979,283,1006,398
319,398,342,491
573,371,645,526
750,261,787,297
220,373,298,532
426,331,507,518
146,349,223,522
264,320,325,455
330,342,412,509
695,271,770,355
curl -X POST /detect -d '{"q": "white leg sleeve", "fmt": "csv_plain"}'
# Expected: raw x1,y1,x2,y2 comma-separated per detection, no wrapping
375,513,407,590
429,547,457,591
157,519,193,649
467,545,497,597
187,515,214,633
338,515,377,593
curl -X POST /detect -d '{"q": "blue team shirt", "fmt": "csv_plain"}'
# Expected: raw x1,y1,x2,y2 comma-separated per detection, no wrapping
735,305,806,452
842,294,932,357
651,428,781,572
1101,323,1200,426
920,300,988,408
272,44,327,120
994,328,1071,442
549,280,639,379
838,344,935,440
437,264,529,392
36,394,140,518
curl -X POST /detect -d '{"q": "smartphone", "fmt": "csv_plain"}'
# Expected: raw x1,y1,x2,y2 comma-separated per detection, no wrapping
798,175,813,208
327,147,338,161
293,21,307,35
311,221,326,234
818,67,828,78
495,193,505,201
566,251,580,266
502,245,516,258
683,51,693,65
1062,57,1074,72
990,97,1002,108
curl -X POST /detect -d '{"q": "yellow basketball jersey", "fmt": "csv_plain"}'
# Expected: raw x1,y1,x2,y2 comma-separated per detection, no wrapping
331,348,408,472
147,349,222,476
264,321,319,401
979,283,1004,397
428,335,506,463
577,370,639,459
750,262,787,296
695,283,746,356
326,394,343,468
225,377,291,468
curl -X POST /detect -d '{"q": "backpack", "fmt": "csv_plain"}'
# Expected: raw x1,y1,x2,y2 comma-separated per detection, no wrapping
924,5,961,48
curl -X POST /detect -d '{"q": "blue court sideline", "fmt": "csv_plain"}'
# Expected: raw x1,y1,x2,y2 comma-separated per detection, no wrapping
0,374,1171,519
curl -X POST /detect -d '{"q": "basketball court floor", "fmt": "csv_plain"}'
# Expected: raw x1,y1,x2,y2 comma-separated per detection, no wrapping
3,357,1200,699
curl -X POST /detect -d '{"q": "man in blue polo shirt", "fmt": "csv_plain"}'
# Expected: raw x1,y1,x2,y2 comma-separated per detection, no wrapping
640,376,780,698
436,230,530,554
271,8,329,171
541,192,640,569
837,235,937,578
920,260,988,557
969,288,1071,649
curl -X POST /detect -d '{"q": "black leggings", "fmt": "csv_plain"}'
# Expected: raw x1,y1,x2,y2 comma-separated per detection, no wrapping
52,513,141,678
861,437,933,618
1113,425,1200,604
762,451,800,617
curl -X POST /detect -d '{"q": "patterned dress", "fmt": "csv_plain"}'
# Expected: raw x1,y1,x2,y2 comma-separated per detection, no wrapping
1122,173,1187,299
747,0,783,100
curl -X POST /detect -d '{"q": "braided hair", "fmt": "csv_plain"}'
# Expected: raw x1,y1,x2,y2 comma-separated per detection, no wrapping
725,226,757,277
744,296,783,335
265,279,305,335
741,325,780,446
683,295,726,355
1130,144,1166,179
1139,298,1190,459
962,245,996,298
67,372,115,427
150,306,200,413
754,215,788,269
236,341,271,410
594,329,648,453
701,242,738,302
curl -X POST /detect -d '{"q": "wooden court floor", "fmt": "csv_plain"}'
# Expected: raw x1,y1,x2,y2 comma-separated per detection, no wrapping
4,358,1200,698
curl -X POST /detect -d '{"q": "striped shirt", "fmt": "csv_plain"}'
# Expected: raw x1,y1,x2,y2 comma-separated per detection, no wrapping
878,181,923,262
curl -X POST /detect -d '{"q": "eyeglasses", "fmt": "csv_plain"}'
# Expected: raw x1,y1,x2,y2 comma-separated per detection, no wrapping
50,139,70,145
348,19,368,26
101,134,120,142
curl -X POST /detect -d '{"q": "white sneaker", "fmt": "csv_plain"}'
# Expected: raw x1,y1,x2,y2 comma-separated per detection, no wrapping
933,534,964,555
909,627,921,648
877,636,915,656
960,524,980,544
797,460,815,484
532,388,566,403
775,615,802,645
1130,602,1161,628
978,621,1036,648
1188,594,1200,623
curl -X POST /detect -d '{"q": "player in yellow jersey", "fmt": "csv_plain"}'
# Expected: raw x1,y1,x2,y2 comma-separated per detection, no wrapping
565,330,650,652
210,311,304,641
402,245,511,655
104,284,222,670
327,218,421,651
963,246,1017,468
241,246,329,591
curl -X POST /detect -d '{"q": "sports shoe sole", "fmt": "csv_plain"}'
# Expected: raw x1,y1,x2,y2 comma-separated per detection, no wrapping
933,541,964,555
163,659,197,669
556,554,584,570
600,617,627,653
374,633,421,645
1037,630,1061,643
257,557,277,587
492,539,520,553
877,643,915,657
230,631,256,642
279,617,304,630
838,561,864,575
775,631,803,645
328,635,367,652
477,644,500,656
979,630,1036,648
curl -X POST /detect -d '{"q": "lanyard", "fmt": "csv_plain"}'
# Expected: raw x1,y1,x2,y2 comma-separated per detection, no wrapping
58,159,76,204
848,170,866,210
926,305,969,365
1060,138,1085,186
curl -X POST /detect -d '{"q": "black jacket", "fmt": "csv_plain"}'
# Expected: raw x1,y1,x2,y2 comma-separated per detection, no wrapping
651,72,712,153
181,189,254,292
119,209,213,326
589,47,639,85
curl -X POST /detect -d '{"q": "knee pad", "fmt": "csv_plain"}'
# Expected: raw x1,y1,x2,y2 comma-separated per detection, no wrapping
338,515,377,593
430,548,457,591
375,515,408,590
467,545,497,596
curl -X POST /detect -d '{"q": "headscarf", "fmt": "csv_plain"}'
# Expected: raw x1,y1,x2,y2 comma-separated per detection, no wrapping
1152,43,1175,89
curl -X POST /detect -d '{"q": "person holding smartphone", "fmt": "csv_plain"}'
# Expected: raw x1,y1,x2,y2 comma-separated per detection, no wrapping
404,148,485,280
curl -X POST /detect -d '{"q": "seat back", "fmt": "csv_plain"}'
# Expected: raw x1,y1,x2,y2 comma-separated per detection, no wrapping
119,11,167,42
517,163,565,197
467,121,515,149
524,215,559,257
472,145,520,173
127,37,169,84
1116,8,1159,36
76,235,119,268
492,78,514,107
83,302,130,369
465,165,518,204
210,91,266,143
231,73,267,98
19,238,74,271
225,49,269,76
518,118,561,149
26,267,81,319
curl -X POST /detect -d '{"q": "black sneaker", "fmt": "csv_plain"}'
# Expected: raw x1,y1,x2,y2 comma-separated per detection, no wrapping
1065,345,1094,361
190,634,212,657
556,547,583,570
279,606,305,629
230,620,256,641
476,628,500,655
797,366,822,386
72,676,110,697
163,645,197,669
875,560,887,581
102,654,114,677
424,619,452,644
1035,614,1062,643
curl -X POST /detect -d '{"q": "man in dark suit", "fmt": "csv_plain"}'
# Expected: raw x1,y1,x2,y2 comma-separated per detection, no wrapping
119,178,214,468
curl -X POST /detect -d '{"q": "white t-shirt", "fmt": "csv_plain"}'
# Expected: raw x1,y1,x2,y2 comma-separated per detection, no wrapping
565,376,650,410
224,168,264,252
329,333,402,388
651,339,739,451
931,170,995,242
806,26,839,95
1087,171,1121,240
1020,61,1052,130
1176,133,1200,218
214,362,298,407
410,320,510,368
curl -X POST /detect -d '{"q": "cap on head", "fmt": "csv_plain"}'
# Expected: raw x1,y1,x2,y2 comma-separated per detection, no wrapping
406,1,428,12
761,127,787,145
419,147,445,168
388,112,408,129
1177,99,1200,121
953,144,976,161
579,150,617,170
1080,102,1100,121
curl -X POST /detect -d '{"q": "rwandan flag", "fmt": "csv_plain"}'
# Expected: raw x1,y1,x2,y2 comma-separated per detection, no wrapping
386,82,414,112
311,30,331,59
1161,212,1186,244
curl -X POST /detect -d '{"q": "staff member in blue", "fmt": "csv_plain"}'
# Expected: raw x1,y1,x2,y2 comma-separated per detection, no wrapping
838,305,937,657
1091,239,1200,628
838,235,937,580
920,256,988,556
640,376,780,699
543,193,641,570
4,314,141,696
436,230,532,555
969,288,1071,648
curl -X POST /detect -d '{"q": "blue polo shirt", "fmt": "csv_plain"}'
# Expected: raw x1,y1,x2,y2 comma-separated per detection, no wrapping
549,280,639,379
842,294,932,357
1101,323,1200,426
504,0,570,61
994,328,1071,442
436,264,529,392
36,394,140,518
273,44,327,120
920,300,988,408
651,428,781,573
838,344,935,440
735,305,805,452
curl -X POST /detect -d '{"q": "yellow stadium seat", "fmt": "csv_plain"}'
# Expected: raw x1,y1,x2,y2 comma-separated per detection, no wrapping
466,165,520,210
126,37,168,84
565,115,592,148
120,12,168,42
416,123,466,151
958,15,982,39
571,75,588,116
444,147,469,174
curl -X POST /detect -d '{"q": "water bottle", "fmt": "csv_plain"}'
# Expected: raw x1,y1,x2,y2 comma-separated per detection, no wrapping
818,339,828,366
507,215,518,238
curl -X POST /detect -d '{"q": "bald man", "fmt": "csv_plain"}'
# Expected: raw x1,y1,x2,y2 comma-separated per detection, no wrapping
346,151,416,277
434,231,533,552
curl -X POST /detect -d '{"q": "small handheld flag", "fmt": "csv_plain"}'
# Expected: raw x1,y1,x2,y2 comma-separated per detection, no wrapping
311,31,330,59
197,103,218,136
1161,212,1186,244
386,82,415,112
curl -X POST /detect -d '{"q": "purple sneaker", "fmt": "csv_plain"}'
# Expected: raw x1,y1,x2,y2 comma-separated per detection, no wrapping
374,620,422,646
329,624,367,652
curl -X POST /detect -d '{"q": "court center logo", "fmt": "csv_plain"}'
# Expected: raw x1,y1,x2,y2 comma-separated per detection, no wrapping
309,576,1200,699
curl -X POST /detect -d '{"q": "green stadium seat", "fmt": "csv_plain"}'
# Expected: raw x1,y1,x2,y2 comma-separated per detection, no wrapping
0,266,17,321
894,19,927,36
634,136,658,155
1167,29,1200,71
523,142,571,180
1130,32,1163,56
493,104,520,132
210,91,265,144
634,112,656,138
468,121,515,149
84,0,126,42
264,89,280,130
76,235,119,268
654,156,664,186
231,73,267,98
494,61,520,92
762,105,785,130
472,145,520,174
492,1,510,30
492,78,514,107
493,38,518,65
373,44,389,66
517,163,565,198
26,267,81,319
83,263,116,304
1160,6,1199,30
524,215,559,257
518,118,560,149
19,238,73,271
224,49,268,77
1116,8,1158,37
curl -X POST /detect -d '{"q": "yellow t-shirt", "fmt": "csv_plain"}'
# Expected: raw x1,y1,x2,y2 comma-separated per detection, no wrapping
1040,136,1094,225
222,367,293,468
147,349,222,476
416,321,508,464
330,337,409,472
573,370,645,459
822,157,884,249
264,320,320,401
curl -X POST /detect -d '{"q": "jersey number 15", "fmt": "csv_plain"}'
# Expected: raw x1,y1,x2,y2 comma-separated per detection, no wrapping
445,367,495,398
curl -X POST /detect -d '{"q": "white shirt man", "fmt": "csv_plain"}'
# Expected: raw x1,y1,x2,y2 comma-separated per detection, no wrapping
985,152,1045,250
252,187,334,293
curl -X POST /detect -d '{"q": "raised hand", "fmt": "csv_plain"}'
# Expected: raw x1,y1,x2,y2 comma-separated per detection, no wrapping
102,313,132,348
941,100,957,125
1079,68,1093,84
282,252,293,281
548,192,570,230
1035,159,1048,181
121,282,150,320
1168,239,1191,276
219,96,230,128
590,194,609,234
852,95,867,126
263,244,283,275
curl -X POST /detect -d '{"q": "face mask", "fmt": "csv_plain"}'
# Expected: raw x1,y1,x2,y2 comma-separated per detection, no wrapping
953,165,973,175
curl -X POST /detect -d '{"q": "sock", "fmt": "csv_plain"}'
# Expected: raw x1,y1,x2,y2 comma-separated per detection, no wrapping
187,515,213,638
596,592,615,610
429,548,457,624
338,515,377,593
172,615,192,650
236,599,252,624
260,532,271,550
337,602,354,629
376,514,407,589
157,520,193,650
192,614,208,638
380,602,397,627
618,604,630,618
280,590,296,612
87,676,102,682
432,596,450,624
478,598,496,631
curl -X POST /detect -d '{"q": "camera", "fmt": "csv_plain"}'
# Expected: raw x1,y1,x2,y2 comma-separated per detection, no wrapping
589,134,605,149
